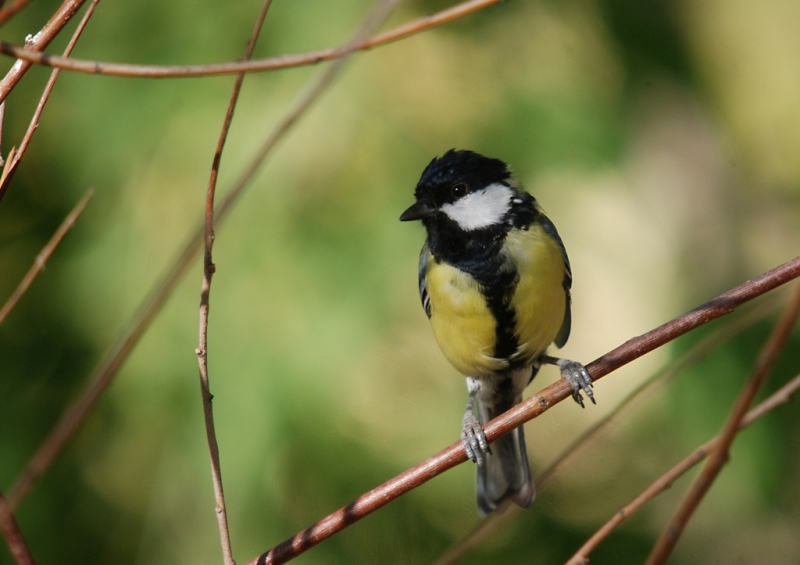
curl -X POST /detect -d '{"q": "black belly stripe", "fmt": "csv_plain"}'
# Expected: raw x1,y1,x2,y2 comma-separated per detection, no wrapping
426,218,533,369
474,266,520,366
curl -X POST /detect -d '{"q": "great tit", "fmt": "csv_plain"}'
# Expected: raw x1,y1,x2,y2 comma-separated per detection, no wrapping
400,149,594,515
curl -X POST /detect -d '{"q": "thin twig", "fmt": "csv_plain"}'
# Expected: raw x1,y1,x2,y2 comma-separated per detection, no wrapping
196,1,274,563
0,0,99,204
0,0,502,80
0,146,13,185
432,294,784,565
196,1,402,559
0,0,409,533
244,255,800,565
0,188,94,325
568,371,800,565
0,0,35,26
0,0,87,103
0,100,5,161
0,491,35,565
645,282,800,565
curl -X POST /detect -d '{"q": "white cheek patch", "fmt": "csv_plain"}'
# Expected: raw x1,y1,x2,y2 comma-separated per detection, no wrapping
441,183,513,231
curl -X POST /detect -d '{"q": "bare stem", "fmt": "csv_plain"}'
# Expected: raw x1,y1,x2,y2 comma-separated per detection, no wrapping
0,100,5,157
0,0,87,102
0,0,502,80
0,0,35,26
0,491,35,565
244,255,800,565
0,188,94,325
645,282,800,565
0,0,100,203
568,372,800,565
195,1,274,563
196,1,402,563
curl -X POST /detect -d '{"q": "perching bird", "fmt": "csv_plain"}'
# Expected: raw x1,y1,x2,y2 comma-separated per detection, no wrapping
400,150,594,515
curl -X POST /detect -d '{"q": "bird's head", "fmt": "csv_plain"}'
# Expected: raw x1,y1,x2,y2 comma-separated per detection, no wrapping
400,150,518,232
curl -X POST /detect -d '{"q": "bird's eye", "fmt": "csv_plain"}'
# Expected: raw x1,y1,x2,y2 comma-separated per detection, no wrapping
452,184,467,198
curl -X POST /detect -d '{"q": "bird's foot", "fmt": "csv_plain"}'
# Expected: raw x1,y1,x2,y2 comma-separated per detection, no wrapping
461,410,489,467
556,359,594,408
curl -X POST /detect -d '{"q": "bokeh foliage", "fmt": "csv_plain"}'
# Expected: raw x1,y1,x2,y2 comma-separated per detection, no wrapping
1,0,799,563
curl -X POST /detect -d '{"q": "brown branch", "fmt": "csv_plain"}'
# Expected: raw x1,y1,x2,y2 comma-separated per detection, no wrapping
245,255,800,565
0,188,94,325
432,293,784,565
0,0,502,80
0,0,87,103
0,100,5,159
0,0,35,26
0,491,35,565
568,371,800,565
195,1,274,563
197,0,402,558
543,294,785,490
0,0,409,535
645,282,800,565
0,0,99,204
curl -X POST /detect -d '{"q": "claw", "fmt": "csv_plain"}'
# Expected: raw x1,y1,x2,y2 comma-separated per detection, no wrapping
462,411,489,467
556,359,595,407
462,377,491,466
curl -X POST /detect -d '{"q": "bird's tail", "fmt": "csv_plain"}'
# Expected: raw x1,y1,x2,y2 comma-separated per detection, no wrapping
475,388,534,516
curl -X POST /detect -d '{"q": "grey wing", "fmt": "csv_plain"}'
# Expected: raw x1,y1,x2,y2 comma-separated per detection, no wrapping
540,215,572,348
418,243,432,319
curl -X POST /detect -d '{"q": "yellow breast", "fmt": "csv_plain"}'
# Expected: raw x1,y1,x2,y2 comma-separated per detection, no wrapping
505,224,567,364
425,222,567,377
425,258,508,377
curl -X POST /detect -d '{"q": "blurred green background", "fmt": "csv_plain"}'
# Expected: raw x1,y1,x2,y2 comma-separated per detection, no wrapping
1,0,800,563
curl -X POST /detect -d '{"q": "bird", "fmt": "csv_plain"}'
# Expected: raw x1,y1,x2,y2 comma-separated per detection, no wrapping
400,149,594,515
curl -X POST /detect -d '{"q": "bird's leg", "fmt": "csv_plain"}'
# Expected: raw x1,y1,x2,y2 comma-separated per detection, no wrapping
538,355,595,408
462,377,489,467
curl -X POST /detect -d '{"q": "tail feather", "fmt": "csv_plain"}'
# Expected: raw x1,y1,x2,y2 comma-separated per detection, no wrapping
475,391,535,516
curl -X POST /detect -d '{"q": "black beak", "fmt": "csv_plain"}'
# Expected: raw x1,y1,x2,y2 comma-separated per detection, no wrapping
399,200,436,222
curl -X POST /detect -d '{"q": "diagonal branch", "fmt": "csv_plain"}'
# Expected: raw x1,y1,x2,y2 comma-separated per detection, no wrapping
0,0,87,102
432,293,785,565
0,491,35,565
645,282,800,565
0,0,502,80
0,0,35,26
0,0,100,204
569,372,800,565
0,188,94,325
244,255,800,565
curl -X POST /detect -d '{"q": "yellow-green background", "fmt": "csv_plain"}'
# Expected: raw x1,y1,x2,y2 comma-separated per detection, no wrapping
1,0,799,563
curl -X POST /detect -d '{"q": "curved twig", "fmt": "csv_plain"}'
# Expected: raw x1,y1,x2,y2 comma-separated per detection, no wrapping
0,0,502,81
194,1,275,563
